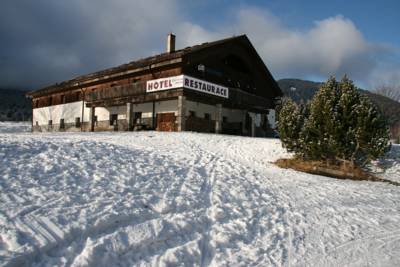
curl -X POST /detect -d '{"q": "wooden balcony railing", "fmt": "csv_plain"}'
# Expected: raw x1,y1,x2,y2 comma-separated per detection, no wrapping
85,80,274,109
85,82,147,102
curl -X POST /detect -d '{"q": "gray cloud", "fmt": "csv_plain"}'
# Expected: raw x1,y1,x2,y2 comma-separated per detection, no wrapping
1,1,399,90
221,8,395,87
0,0,182,89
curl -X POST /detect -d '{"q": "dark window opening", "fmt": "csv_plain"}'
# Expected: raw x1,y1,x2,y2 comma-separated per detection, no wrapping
204,113,211,120
245,113,252,132
133,112,142,124
49,97,53,106
61,95,65,104
110,114,118,126
223,116,228,123
48,120,53,126
35,121,39,126
94,115,98,126
60,119,65,129
75,117,81,128
189,110,196,117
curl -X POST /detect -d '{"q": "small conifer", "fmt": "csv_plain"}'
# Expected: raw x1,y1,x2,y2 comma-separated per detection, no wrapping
278,76,390,166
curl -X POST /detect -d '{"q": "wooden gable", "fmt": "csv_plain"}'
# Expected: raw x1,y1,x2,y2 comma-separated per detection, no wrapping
182,35,282,100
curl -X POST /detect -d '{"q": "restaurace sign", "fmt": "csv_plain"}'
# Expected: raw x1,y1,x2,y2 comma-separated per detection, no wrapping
146,75,229,98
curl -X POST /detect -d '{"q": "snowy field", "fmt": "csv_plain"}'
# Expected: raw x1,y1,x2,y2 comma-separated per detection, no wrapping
0,122,31,134
0,123,399,266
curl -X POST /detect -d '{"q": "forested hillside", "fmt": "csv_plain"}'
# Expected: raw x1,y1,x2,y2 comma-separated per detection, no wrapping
0,89,31,121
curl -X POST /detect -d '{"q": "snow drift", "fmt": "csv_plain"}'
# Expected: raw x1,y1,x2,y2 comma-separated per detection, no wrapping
0,124,399,266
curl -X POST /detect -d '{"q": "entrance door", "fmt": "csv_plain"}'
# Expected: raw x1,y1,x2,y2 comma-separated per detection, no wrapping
156,113,176,131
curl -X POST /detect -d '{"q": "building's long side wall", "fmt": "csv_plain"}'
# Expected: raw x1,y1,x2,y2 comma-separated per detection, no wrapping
32,99,179,132
32,101,90,131
95,106,127,121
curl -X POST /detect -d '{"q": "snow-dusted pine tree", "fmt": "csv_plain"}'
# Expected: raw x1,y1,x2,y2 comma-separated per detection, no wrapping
278,76,390,166
300,76,340,160
277,98,307,154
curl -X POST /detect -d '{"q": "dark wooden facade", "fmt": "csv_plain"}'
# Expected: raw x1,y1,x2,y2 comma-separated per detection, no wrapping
27,35,282,135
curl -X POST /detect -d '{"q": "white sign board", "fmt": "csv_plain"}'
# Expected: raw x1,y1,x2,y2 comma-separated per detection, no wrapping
146,75,229,99
146,75,184,92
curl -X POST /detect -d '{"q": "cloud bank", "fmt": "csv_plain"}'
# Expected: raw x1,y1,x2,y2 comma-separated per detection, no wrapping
0,0,399,90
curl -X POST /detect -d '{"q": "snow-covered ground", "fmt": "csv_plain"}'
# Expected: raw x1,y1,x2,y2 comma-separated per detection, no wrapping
0,123,399,266
0,122,31,133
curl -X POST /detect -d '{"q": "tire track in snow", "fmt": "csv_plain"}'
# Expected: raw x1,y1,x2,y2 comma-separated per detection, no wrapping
199,154,217,267
24,137,217,266
311,229,400,267
184,137,296,266
326,229,400,263
3,132,398,266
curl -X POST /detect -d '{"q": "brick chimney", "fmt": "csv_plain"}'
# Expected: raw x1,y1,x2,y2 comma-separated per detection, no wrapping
167,33,176,53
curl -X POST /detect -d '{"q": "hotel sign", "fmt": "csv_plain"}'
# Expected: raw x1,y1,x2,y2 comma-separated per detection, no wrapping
146,75,229,98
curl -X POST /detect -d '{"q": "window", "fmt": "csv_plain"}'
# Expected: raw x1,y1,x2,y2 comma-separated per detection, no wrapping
204,113,211,120
110,114,118,126
189,110,196,117
94,115,98,126
75,117,81,127
48,96,53,106
60,119,65,129
61,94,65,104
223,116,228,123
48,120,53,126
35,121,39,126
133,112,142,124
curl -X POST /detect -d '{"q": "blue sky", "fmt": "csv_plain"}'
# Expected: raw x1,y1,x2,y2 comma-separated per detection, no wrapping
1,0,399,90
188,0,400,45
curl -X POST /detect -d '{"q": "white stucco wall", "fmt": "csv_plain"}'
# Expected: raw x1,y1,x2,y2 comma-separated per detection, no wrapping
267,109,276,129
94,100,178,121
133,100,178,119
33,101,90,125
95,106,127,121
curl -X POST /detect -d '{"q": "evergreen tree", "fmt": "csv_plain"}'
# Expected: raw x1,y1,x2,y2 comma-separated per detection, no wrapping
301,76,340,160
277,98,306,154
278,76,390,166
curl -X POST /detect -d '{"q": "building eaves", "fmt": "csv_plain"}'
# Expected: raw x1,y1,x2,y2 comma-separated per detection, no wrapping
26,35,248,98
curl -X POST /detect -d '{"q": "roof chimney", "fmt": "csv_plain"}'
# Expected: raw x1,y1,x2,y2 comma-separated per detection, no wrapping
167,33,176,53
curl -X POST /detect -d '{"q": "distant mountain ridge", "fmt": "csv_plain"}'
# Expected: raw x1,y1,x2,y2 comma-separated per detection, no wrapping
277,79,400,128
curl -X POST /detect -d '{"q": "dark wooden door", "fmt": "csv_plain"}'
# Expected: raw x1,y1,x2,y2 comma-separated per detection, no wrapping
156,113,176,131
